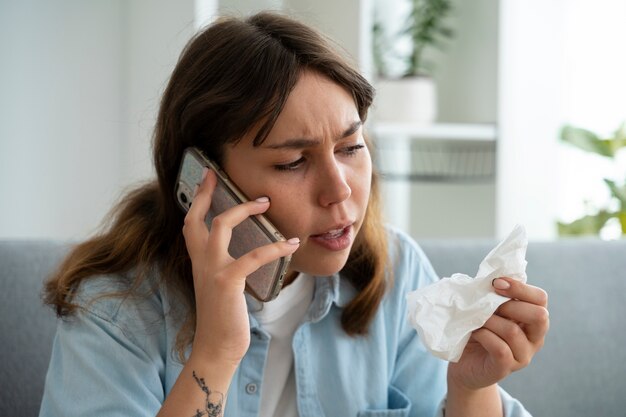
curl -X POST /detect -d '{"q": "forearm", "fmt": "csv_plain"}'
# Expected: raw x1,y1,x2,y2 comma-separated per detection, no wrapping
157,355,238,417
445,381,502,417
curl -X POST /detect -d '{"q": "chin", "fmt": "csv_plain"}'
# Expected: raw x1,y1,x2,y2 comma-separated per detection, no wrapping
291,253,350,278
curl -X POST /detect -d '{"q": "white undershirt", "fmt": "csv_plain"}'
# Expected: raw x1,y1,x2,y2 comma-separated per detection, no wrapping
253,273,315,417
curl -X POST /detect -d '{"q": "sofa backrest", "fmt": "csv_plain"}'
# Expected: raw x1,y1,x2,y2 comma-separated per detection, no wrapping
2,238,626,417
0,240,69,417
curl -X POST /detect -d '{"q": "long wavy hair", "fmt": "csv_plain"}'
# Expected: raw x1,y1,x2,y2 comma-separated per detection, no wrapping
44,12,389,360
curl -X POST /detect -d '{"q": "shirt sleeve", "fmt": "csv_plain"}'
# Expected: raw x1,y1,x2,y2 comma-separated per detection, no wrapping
39,291,167,417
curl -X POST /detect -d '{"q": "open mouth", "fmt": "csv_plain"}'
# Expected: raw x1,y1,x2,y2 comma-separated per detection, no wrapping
309,225,353,251
311,227,349,239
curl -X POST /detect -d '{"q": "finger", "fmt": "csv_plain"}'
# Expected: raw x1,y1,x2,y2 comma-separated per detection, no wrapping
218,239,300,288
208,197,272,252
183,169,216,258
482,314,533,367
492,278,548,307
186,168,217,226
496,300,550,344
470,328,514,376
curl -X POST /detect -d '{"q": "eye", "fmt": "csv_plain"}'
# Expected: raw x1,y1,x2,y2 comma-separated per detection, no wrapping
339,144,365,156
274,156,305,171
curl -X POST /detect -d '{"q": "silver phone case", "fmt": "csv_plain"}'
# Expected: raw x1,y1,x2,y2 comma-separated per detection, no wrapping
175,147,290,301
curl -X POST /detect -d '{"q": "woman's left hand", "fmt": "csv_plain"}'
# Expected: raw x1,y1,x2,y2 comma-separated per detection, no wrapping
447,277,550,391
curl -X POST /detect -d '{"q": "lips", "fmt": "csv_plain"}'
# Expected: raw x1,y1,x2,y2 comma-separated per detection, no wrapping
309,223,354,251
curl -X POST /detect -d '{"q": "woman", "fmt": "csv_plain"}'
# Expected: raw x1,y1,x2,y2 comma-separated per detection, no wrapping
40,12,549,417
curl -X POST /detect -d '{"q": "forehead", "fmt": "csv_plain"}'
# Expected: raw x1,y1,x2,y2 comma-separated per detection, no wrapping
264,71,360,141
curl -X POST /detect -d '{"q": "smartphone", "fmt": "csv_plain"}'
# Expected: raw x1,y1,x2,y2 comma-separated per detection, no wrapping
175,147,291,302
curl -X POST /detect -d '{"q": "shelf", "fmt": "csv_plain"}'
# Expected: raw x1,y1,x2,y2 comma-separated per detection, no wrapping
370,123,497,183
369,122,497,141
376,140,496,182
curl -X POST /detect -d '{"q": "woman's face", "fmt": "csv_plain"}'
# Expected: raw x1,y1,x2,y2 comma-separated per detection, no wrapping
222,70,372,282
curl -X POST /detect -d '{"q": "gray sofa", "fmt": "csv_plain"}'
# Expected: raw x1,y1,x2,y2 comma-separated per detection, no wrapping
1,238,625,417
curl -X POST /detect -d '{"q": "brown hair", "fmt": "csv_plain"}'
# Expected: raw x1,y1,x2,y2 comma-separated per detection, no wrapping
44,12,389,359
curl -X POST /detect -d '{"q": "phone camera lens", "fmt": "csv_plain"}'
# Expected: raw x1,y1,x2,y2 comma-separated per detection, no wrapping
179,192,188,204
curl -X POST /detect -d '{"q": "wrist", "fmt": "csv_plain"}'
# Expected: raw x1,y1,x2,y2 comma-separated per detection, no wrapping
189,336,248,370
158,353,239,417
445,376,502,417
188,349,240,372
186,352,240,389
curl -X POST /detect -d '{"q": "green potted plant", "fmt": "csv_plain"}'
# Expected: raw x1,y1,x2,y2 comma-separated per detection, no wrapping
557,123,626,237
373,0,454,124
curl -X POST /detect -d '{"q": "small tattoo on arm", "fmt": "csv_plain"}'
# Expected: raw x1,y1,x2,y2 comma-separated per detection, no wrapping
191,371,224,417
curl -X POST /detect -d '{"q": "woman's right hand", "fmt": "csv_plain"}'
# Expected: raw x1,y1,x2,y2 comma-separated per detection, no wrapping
182,168,300,367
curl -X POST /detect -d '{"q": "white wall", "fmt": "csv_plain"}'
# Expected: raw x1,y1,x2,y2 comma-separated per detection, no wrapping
0,0,195,240
497,0,565,240
218,0,282,14
123,0,196,184
0,1,126,240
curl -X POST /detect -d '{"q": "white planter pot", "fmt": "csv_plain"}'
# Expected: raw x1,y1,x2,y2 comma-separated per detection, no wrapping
373,76,437,124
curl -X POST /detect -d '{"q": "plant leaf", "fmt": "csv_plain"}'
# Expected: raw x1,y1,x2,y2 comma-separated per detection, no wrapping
557,210,615,236
608,137,626,155
604,178,626,207
618,211,626,234
560,125,614,157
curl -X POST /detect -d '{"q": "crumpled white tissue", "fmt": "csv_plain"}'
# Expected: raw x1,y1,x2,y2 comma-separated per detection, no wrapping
406,225,528,362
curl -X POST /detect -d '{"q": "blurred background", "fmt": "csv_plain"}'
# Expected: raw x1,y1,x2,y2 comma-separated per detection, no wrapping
1,0,625,241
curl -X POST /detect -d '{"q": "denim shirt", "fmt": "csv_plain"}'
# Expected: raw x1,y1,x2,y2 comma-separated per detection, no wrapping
39,228,531,417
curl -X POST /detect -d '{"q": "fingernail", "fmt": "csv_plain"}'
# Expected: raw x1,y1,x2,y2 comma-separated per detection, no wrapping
193,184,199,197
286,237,300,245
255,196,270,203
201,167,209,181
492,278,511,290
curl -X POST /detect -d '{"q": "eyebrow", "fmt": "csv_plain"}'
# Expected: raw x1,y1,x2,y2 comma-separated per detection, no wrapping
264,120,363,150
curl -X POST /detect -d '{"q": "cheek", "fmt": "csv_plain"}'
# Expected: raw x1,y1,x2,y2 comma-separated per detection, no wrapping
263,192,306,238
351,158,373,201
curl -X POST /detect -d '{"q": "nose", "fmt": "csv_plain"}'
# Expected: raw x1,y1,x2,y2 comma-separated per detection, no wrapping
317,159,351,207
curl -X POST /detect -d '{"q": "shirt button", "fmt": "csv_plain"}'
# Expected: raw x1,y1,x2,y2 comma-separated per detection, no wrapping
245,383,258,394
